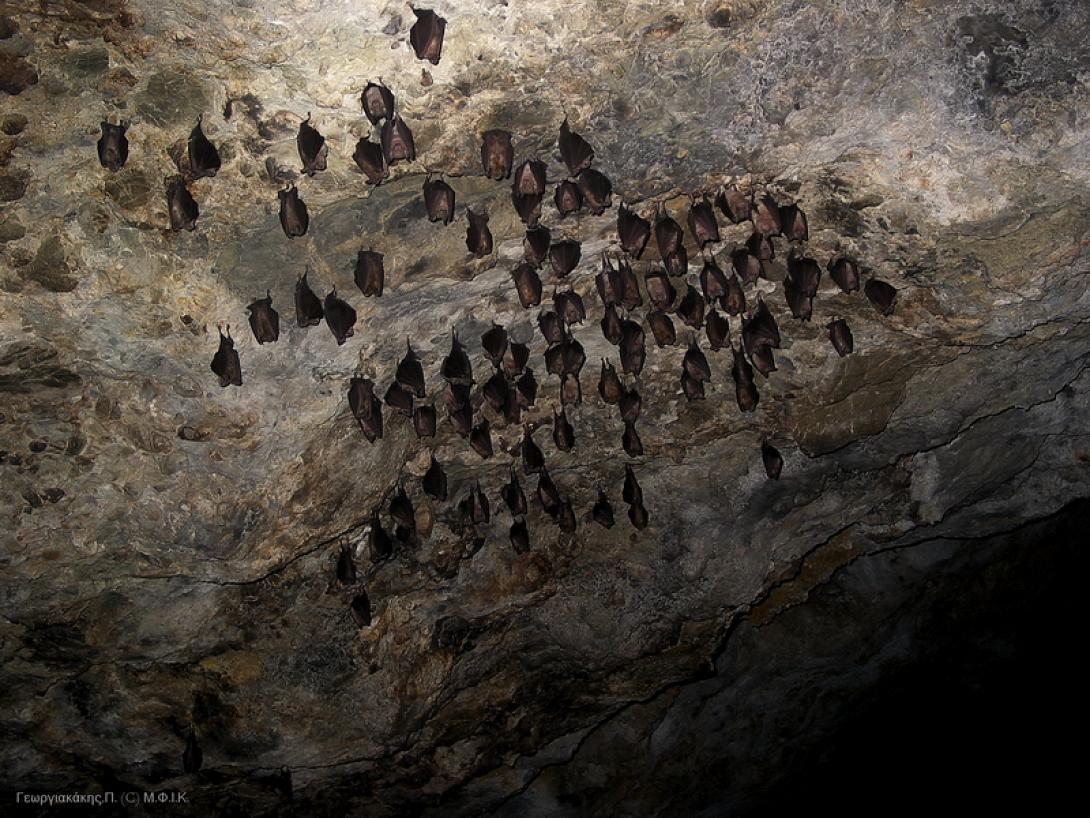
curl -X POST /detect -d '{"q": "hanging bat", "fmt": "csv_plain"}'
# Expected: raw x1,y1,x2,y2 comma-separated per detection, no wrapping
677,285,705,329
762,440,783,480
596,255,623,307
716,186,751,223
423,455,448,500
746,231,774,261
539,310,564,346
503,385,522,425
750,344,776,377
619,387,641,424
544,338,565,376
323,290,357,344
441,330,473,384
617,257,642,310
297,114,327,176
783,272,813,321
549,239,581,278
524,225,551,267
369,510,393,561
592,490,615,528
687,195,720,247
247,291,280,344
622,465,643,505
503,342,530,378
560,372,582,406
681,369,705,401
348,377,383,442
648,309,676,347
517,368,537,407
510,519,531,553
828,257,861,293
512,191,543,227
482,323,508,367
470,419,493,459
780,203,808,242
742,296,782,353
448,399,473,437
618,204,651,258
513,158,547,196
619,319,646,375
827,318,854,356
787,254,822,297
278,184,309,238
522,426,545,473
410,8,446,65
353,138,388,184
466,208,493,257
601,302,623,345
396,340,425,397
511,263,543,308
350,593,372,627
424,177,455,225
705,307,729,351
722,274,746,317
537,469,560,517
560,337,586,376
731,344,759,412
166,177,198,231
553,407,575,451
700,257,728,303
598,359,623,404
578,168,613,214
751,192,782,237
381,114,416,164
188,116,220,178
361,81,395,125
482,369,509,412
628,500,649,530
642,269,674,311
554,289,586,325
731,248,761,284
557,499,577,533
481,129,513,180
97,120,128,171
390,482,415,532
354,249,385,297
210,327,242,387
865,278,897,315
502,465,528,516
655,207,685,258
554,180,583,217
384,380,413,416
683,337,711,382
559,118,594,176
336,542,357,586
183,726,203,773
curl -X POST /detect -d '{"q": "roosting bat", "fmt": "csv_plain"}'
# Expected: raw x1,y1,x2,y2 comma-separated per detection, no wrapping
188,116,220,178
751,192,782,237
336,542,356,586
362,81,395,125
677,285,705,329
503,342,529,378
700,258,728,304
522,426,545,474
550,239,581,278
167,177,198,231
510,519,531,553
210,327,242,387
482,323,508,367
761,440,783,480
780,203,808,242
97,120,128,171
688,195,719,247
512,191,543,227
441,330,473,384
410,8,446,65
470,420,493,459
381,114,416,164
502,465,528,516
601,303,623,345
731,344,759,412
524,225,551,267
350,593,372,627
683,337,711,382
513,158,547,196
723,274,746,316
731,248,761,285
827,318,854,356
592,490,615,528
705,307,729,351
619,319,646,375
554,289,586,325
539,310,564,346
297,114,328,176
828,257,861,293
423,455,447,500
369,510,392,562
397,341,426,397
598,359,623,404
865,279,897,315
553,407,575,452
385,381,413,416
648,309,676,347
511,263,543,308
481,129,513,180
348,377,383,442
466,208,493,256
717,187,750,223
247,291,279,344
354,249,385,297
353,138,388,184
681,369,705,401
618,204,651,258
424,177,455,224
278,184,309,238
323,290,357,345
559,118,594,176
578,168,612,215
295,268,323,327
537,469,560,517
645,268,676,310
619,387,641,423
555,180,583,217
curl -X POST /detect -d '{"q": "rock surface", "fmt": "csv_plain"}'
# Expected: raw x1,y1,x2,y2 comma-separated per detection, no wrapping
1,0,1088,814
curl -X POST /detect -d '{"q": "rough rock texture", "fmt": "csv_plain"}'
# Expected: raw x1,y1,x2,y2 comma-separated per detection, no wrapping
1,0,1088,814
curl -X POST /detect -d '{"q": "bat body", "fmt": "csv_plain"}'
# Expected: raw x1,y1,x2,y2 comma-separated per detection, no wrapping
751,193,782,237
513,159,547,196
183,727,202,773
599,359,623,404
390,483,415,533
524,225,551,267
369,511,393,562
731,344,759,412
648,309,676,347
441,330,473,385
622,464,642,506
481,129,513,179
555,180,583,217
742,297,782,353
596,255,623,307
865,279,897,315
510,519,530,553
482,323,508,367
827,319,854,356
687,196,719,247
731,248,761,284
97,121,128,171
537,469,560,517
549,239,581,278
423,455,447,501
354,249,385,297
592,490,615,528
512,192,543,227
717,187,750,223
618,257,641,310
522,427,545,474
677,285,705,329
410,8,446,65
211,329,242,387
553,407,575,452
828,257,861,293
278,185,309,238
188,116,220,178
619,320,646,375
601,303,623,345
618,204,651,258
783,272,813,321
645,269,676,310
503,466,528,516
683,338,711,382
780,203,808,241
517,369,537,407
746,231,774,261
539,310,564,346
353,139,388,184
557,499,577,533
655,210,685,258
297,114,328,176
559,118,594,176
705,308,729,351
482,370,509,412
622,421,643,457
466,208,493,256
167,177,198,231
350,593,371,627
336,543,356,586
629,501,649,530
247,291,280,344
348,377,383,442
788,255,822,297
470,420,493,459
560,372,582,406
512,263,543,308
324,290,357,345
503,342,530,378
362,81,395,125
723,274,746,317
700,258,728,304
381,114,416,164
424,177,455,225
554,289,586,325
681,369,705,401
762,441,783,480
385,381,413,416
578,168,612,215
750,344,776,377
397,341,426,397
619,387,641,424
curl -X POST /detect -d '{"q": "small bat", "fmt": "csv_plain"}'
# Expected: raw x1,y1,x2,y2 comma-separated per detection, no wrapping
622,465,643,505
336,542,356,586
482,323,508,367
183,726,202,773
730,344,759,412
746,231,774,261
354,249,385,297
448,381,470,411
297,113,328,176
384,381,413,416
716,187,751,223
537,469,560,517
97,120,128,171
553,407,575,451
742,296,782,353
549,239,582,278
390,482,415,532
524,225,551,267
645,268,677,310
348,377,383,442
687,195,720,247
211,327,242,387
554,180,583,217
559,118,594,176
865,279,897,315
561,337,586,376
396,340,425,397
554,289,586,325
648,309,676,347
413,402,436,438
619,319,646,375
827,318,854,356
723,274,746,317
353,138,388,184
780,203,808,242
828,257,861,293
502,465,528,516
618,257,642,310
512,191,543,227
247,291,280,344
295,270,324,327
188,116,221,178
700,258,728,304
441,330,473,384
503,342,530,378
618,204,651,258
448,399,473,437
681,369,705,401
350,593,372,627
278,185,309,238
481,129,513,180
592,490,615,528
557,499,577,533
544,339,565,376
522,426,545,473
510,519,531,553
751,192,782,236
369,510,393,561
470,419,493,459
167,177,198,231
539,310,564,346
381,114,416,164
578,168,613,214
628,500,649,530
482,369,509,412
619,387,641,424
513,158,547,196
600,302,623,345
596,255,623,306
424,177,455,225
410,8,446,65
361,81,395,125
511,263,543,308
731,248,761,285
466,208,493,256
517,368,537,407
787,254,822,297
324,290,357,344
655,208,685,258
783,272,813,321
663,246,688,278
705,307,729,351
750,344,776,378
677,285,706,329
423,455,447,501
560,372,582,406
599,359,623,404
762,440,783,480
503,386,522,425
683,337,711,382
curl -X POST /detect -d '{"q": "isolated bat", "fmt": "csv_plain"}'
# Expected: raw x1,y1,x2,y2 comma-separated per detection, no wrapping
601,303,623,345
247,291,280,344
788,255,822,297
681,369,705,401
717,187,751,223
622,465,642,505
688,195,720,247
742,297,782,353
510,519,530,553
865,278,897,315
537,469,560,517
362,81,395,125
482,369,509,412
470,420,493,459
827,318,854,356
423,455,447,500
354,249,385,297
592,490,615,528
502,465,528,516
560,372,582,406
188,116,221,178
410,8,446,64
705,307,729,351
750,344,776,377
549,239,581,278
481,129,513,180
396,341,425,397
538,310,564,346
278,184,309,238
369,510,393,561
557,499,577,533
524,225,551,267
618,204,651,258
559,118,594,176
297,114,328,176
482,323,508,367
700,258,728,304
522,426,545,473
511,263,543,308
555,180,583,217
336,542,357,586
390,482,415,532
553,407,575,452
677,285,705,329
619,319,646,375
683,337,711,382
619,387,641,424
353,138,388,184
385,381,413,416
628,500,649,530
780,203,808,242
828,257,861,293
783,272,813,321
762,440,783,480
731,344,759,412
350,593,372,627
746,231,774,261
348,377,383,442
517,368,537,407
648,309,676,347
503,342,530,378
211,328,242,387
424,177,455,225
294,269,324,327
324,290,357,344
97,120,128,171
513,158,547,196
596,255,623,306
381,114,416,164
167,177,198,231
751,192,782,237
183,726,203,773
731,248,761,284
599,359,623,404
465,208,493,257
441,330,473,384
554,289,586,325
578,168,613,215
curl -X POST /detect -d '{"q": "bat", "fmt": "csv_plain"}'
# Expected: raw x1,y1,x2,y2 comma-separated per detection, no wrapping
865,278,897,315
521,426,545,473
210,327,242,387
554,289,586,325
751,192,782,236
166,177,198,231
723,273,746,317
396,340,425,397
560,372,582,406
482,369,509,412
618,257,642,310
503,385,522,424
503,466,528,517
596,255,623,307
619,319,646,375
247,291,280,344
618,204,651,258
183,726,202,773
187,116,220,178
517,368,537,407
448,399,473,437
578,168,613,215
278,184,309,238
783,271,813,321
524,225,551,267
350,593,372,627
295,268,324,327
655,207,685,258
628,500,649,530
560,337,586,374
731,344,759,412
424,177,455,225
592,490,615,528
787,254,822,297
482,323,508,367
700,257,728,303
750,344,776,377
731,248,761,285
687,195,720,247
559,118,594,176
619,386,641,424
503,342,530,378
481,129,513,180
361,80,395,125
549,239,582,278
683,337,711,382
780,203,808,241
742,296,782,353
390,482,415,532
622,464,642,505
384,381,413,416
323,290,357,344
537,469,560,517
348,377,383,442
705,307,729,351
97,120,128,171
601,302,623,344
761,440,783,480
369,510,393,562
557,499,577,533
354,249,385,297
746,231,774,261
513,158,547,196
539,310,564,346
648,309,676,347
353,138,388,184
554,180,583,217
423,455,447,501
598,359,623,404
828,257,861,293
466,208,493,256
470,420,493,459
336,542,356,586
716,186,750,223
441,329,473,384
512,191,543,227
645,268,677,310
511,263,543,308
381,114,416,164
681,369,705,401
552,407,575,451
410,8,446,65
510,519,530,553
297,113,328,176
677,284,706,329
827,318,854,356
